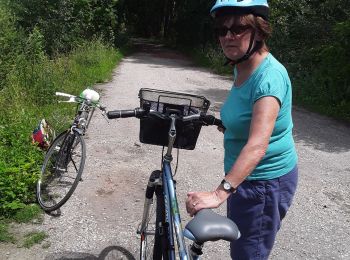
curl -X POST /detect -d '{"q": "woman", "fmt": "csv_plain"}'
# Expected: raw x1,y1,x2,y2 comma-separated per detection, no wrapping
186,1,298,259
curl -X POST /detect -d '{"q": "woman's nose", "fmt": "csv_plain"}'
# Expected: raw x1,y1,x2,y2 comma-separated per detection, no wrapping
224,30,237,39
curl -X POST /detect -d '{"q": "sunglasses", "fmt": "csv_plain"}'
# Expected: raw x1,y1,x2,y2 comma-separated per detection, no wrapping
215,25,251,37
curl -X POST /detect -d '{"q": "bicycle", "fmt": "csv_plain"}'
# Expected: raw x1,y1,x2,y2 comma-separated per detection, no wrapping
107,88,241,260
36,88,107,212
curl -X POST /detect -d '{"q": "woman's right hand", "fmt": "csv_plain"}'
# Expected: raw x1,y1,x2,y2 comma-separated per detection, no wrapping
186,189,230,217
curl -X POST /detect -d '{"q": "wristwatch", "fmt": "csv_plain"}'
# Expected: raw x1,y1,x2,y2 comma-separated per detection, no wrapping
221,179,237,193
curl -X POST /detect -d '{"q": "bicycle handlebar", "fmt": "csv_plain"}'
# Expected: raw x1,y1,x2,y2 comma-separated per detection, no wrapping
55,91,106,111
107,108,225,129
107,108,146,119
55,92,75,98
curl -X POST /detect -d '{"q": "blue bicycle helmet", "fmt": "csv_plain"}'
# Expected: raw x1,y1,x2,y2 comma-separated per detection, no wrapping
210,0,269,20
210,0,270,65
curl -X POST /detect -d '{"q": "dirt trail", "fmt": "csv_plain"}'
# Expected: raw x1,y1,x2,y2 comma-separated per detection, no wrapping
1,40,349,260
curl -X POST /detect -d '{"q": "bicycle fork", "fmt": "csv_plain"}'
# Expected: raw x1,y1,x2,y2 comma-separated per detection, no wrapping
138,170,169,260
138,170,162,235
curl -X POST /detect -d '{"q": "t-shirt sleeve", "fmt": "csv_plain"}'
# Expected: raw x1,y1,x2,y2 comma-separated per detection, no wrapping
253,69,287,105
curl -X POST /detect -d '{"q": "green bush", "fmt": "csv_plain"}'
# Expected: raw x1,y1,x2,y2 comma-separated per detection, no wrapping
0,4,23,91
6,0,125,56
0,119,42,214
292,20,350,121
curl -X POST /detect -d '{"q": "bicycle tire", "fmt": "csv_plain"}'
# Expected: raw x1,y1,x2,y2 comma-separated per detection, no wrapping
36,130,86,212
140,171,169,260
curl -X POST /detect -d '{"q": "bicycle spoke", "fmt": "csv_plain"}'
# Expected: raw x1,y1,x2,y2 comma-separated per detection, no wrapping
70,152,79,172
145,205,156,259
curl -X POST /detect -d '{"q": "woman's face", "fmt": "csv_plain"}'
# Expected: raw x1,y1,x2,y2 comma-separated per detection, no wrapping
217,16,254,61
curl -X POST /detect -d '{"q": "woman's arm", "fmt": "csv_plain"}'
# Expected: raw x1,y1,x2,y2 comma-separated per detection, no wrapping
186,96,280,216
216,96,280,199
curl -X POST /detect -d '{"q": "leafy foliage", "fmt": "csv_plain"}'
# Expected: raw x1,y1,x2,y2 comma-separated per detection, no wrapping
0,4,23,91
5,0,124,55
0,119,42,214
269,0,350,120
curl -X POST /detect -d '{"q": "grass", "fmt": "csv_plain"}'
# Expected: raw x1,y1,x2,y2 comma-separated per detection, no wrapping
0,223,48,249
22,231,47,248
0,205,47,248
13,204,43,223
0,221,15,243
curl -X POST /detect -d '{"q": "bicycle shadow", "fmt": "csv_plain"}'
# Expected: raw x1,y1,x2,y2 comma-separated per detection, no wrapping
99,246,136,259
44,245,136,260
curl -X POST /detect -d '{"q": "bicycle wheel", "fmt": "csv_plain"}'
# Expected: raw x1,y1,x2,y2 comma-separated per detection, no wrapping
140,170,169,260
36,130,86,212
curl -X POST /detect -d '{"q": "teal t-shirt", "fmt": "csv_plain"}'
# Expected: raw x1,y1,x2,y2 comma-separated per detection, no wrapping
220,54,297,180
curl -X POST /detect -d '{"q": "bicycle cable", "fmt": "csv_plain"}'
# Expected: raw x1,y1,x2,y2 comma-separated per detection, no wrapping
160,146,179,177
161,146,164,171
173,148,179,177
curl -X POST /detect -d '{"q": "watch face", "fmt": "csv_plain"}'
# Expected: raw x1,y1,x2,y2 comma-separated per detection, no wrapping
223,181,231,190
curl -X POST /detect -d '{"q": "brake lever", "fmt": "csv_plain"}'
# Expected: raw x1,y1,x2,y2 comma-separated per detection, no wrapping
148,110,170,120
57,96,77,103
100,106,110,124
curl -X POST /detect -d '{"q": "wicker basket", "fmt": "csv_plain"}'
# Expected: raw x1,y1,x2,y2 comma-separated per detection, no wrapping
138,88,210,150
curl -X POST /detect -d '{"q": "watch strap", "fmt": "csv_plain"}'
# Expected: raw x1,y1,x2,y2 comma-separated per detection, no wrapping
221,179,237,193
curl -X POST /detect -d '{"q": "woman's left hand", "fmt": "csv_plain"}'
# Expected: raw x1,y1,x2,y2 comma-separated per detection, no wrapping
186,190,228,217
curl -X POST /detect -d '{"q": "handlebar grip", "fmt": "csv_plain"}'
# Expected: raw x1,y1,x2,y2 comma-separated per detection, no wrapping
107,108,146,119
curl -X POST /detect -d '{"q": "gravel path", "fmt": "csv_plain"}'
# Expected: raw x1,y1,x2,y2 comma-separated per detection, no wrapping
1,40,349,260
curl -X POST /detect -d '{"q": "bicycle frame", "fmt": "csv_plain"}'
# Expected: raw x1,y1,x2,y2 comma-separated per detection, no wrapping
71,101,95,135
159,115,192,260
162,161,188,259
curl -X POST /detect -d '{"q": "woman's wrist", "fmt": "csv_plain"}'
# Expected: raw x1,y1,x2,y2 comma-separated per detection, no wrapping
214,185,231,204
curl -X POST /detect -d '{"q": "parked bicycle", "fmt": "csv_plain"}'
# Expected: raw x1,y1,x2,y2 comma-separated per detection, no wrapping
107,88,241,260
36,88,106,212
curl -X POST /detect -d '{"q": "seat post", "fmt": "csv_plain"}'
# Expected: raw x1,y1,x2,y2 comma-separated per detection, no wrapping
189,242,203,259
